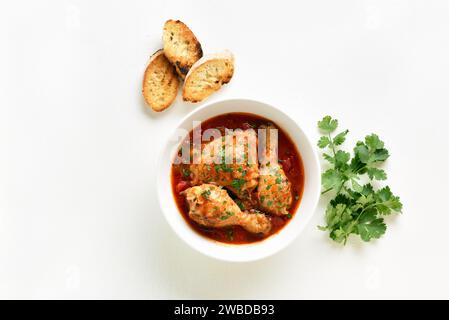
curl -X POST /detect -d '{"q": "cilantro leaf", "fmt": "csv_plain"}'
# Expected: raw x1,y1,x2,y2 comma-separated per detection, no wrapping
318,116,338,133
323,153,335,164
334,150,350,168
325,203,351,229
367,167,387,180
355,141,389,165
354,143,370,163
357,210,386,242
351,179,363,193
361,184,375,197
318,136,331,148
365,134,384,150
376,186,393,202
330,227,347,243
375,186,403,214
322,169,344,191
333,130,349,146
373,148,389,162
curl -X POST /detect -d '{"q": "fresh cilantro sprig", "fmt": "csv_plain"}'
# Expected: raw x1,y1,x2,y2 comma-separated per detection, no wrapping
317,116,402,244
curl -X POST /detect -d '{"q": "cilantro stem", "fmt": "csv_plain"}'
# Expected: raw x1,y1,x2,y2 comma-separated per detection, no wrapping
354,165,366,174
336,183,345,195
353,203,377,224
320,134,342,196
328,133,337,158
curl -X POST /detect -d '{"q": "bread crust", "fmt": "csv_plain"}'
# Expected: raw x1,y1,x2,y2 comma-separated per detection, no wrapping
163,20,203,79
142,49,180,112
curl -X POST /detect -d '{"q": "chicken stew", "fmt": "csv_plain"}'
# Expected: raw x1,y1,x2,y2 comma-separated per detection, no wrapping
171,113,305,244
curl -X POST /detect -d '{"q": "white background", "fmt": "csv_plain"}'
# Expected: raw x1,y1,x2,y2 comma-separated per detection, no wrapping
1,0,448,299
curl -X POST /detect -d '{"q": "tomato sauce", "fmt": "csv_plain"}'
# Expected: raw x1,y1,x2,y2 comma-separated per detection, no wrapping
171,113,305,244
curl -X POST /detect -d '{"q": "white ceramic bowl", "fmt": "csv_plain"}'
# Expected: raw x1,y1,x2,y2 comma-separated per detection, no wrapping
157,99,321,262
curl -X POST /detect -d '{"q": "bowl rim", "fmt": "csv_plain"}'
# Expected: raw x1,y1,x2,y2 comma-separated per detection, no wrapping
156,98,321,262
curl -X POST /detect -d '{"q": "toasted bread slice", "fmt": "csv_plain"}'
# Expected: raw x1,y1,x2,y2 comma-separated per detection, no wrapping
163,20,203,79
142,50,180,112
182,50,234,103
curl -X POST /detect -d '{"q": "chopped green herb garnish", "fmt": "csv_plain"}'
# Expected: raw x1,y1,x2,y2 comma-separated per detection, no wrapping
201,189,211,199
220,210,235,220
235,199,245,211
215,163,232,173
226,228,234,240
222,166,233,173
182,168,191,177
231,178,246,190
